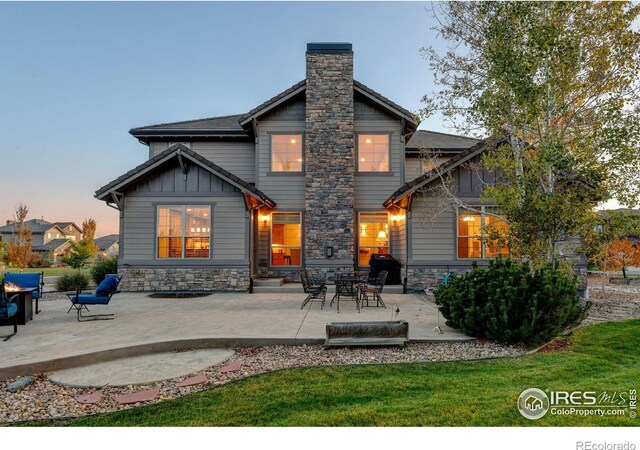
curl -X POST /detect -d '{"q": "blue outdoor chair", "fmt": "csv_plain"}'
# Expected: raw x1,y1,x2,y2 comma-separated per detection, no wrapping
1,285,20,341
3,272,44,314
66,274,122,322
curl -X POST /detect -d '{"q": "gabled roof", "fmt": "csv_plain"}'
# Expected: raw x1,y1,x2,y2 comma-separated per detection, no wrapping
238,79,419,130
54,222,81,233
32,239,72,252
95,144,276,208
384,137,508,207
95,234,119,250
405,130,482,154
0,219,62,235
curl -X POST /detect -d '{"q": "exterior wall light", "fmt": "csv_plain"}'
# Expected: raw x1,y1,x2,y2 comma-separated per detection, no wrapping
261,215,269,226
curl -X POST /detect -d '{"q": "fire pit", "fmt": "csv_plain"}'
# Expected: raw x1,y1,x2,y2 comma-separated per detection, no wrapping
1,283,34,325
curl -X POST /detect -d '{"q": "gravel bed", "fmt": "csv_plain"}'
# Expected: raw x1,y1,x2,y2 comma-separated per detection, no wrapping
583,282,640,325
0,340,524,425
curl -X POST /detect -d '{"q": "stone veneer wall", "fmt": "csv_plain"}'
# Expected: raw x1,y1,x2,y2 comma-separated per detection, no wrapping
118,267,250,292
304,45,355,278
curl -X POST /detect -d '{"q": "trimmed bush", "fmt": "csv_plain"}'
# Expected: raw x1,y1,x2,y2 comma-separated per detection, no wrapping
56,270,90,292
434,258,590,345
90,256,118,285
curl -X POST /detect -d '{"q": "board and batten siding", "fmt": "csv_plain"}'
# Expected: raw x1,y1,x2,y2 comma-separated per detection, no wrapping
120,160,248,266
149,141,255,184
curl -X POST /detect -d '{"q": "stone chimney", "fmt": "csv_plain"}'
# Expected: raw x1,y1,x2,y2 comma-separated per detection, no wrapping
304,43,355,275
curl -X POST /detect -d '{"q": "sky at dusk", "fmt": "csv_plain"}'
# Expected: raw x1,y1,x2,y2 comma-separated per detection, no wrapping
0,2,625,237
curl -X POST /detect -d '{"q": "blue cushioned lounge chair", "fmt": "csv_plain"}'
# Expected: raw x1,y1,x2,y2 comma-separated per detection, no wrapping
66,274,122,322
1,285,19,341
3,272,44,314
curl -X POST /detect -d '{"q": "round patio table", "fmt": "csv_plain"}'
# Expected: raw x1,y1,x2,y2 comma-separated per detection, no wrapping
327,275,361,313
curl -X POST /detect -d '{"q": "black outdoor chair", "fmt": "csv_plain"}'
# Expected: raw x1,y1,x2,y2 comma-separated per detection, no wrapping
359,270,388,308
66,274,122,322
300,269,327,310
0,284,19,341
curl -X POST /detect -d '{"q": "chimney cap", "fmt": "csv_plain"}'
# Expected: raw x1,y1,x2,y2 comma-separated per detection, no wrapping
306,43,352,54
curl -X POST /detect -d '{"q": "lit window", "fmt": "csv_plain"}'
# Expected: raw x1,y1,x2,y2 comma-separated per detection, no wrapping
457,207,510,259
157,206,211,259
358,135,389,172
272,135,303,172
271,213,302,266
358,212,389,266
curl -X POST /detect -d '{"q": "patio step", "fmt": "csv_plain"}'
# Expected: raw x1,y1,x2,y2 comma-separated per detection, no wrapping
253,278,285,287
251,283,406,294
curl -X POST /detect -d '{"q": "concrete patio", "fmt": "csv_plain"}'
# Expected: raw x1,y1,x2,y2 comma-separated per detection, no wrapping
0,292,470,380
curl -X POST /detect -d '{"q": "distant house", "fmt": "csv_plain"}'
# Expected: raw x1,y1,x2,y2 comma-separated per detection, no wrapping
0,218,82,262
95,234,119,257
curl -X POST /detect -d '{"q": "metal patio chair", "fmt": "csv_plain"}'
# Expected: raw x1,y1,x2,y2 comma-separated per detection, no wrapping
300,268,327,309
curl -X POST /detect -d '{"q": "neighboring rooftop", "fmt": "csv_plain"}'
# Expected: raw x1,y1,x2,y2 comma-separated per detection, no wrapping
32,239,72,252
95,234,119,250
405,130,482,153
0,219,60,234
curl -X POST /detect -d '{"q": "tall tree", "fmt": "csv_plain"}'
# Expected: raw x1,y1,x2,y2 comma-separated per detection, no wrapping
6,202,33,268
81,218,98,255
422,1,640,268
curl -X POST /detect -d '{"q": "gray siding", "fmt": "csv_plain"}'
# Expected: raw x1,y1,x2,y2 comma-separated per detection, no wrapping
393,215,407,265
354,119,404,210
120,160,247,266
410,195,456,263
405,156,422,181
256,118,306,209
150,141,255,183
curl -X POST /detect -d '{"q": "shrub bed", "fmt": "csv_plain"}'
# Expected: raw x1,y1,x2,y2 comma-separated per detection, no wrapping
90,256,118,284
434,258,590,345
55,270,90,292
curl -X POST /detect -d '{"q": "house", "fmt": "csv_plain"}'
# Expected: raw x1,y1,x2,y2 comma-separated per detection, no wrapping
0,219,82,262
95,234,119,257
95,43,583,292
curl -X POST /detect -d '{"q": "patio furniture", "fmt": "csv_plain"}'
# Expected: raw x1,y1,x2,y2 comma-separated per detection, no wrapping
324,320,409,348
0,285,34,324
0,285,19,341
359,270,388,308
300,269,327,309
328,274,361,313
66,274,122,322
368,254,402,285
3,272,44,314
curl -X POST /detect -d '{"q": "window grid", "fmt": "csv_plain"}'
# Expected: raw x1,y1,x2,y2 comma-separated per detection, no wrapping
157,206,211,259
358,134,389,172
271,212,302,266
457,206,510,259
271,135,303,172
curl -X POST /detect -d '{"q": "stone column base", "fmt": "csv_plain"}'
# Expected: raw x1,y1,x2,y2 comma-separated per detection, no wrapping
118,267,250,292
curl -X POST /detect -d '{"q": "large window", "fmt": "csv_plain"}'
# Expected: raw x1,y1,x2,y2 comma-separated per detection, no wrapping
358,135,389,172
457,206,509,259
157,206,211,259
358,212,389,266
271,212,302,266
271,134,303,172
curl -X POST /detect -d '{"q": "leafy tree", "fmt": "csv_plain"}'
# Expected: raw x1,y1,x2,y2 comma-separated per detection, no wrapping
422,1,640,268
81,218,98,255
62,241,93,269
6,202,34,268
583,209,640,270
605,239,640,279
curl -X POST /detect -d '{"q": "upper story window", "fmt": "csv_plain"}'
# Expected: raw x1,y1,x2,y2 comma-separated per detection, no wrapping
457,206,510,259
272,134,303,172
358,134,389,172
157,206,211,259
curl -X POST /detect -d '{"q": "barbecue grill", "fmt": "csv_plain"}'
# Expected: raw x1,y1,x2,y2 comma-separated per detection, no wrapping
368,253,402,285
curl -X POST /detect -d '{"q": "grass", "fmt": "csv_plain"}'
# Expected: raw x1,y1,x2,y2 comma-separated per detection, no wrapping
3,267,69,277
34,320,640,427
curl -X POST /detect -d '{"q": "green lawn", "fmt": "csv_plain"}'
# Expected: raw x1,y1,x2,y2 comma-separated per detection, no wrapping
3,267,70,277
40,320,640,426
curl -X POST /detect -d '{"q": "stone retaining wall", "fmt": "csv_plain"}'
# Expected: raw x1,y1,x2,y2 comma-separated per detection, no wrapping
118,267,251,292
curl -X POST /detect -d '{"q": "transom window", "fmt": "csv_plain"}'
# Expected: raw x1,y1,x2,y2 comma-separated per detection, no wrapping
272,134,303,172
457,206,510,259
358,134,389,172
157,206,211,259
358,212,389,266
271,212,302,266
